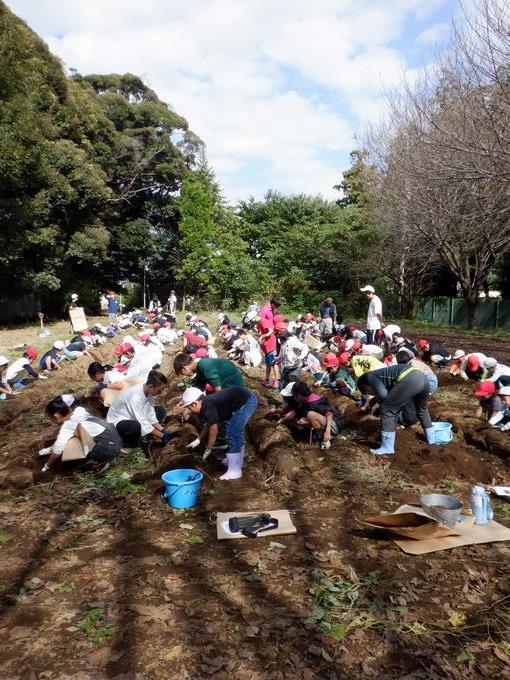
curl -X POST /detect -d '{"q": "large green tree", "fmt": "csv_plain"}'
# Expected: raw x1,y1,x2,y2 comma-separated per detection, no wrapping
0,1,200,315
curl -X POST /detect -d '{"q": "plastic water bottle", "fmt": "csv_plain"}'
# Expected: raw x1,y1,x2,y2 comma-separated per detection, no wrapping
471,485,491,524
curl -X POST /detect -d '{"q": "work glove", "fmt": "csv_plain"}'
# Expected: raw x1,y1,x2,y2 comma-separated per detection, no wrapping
160,430,172,446
321,440,332,451
202,448,212,461
499,422,510,432
38,447,52,457
186,437,201,450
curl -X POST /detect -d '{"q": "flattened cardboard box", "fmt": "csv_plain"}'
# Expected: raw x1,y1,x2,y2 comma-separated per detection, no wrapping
361,504,510,555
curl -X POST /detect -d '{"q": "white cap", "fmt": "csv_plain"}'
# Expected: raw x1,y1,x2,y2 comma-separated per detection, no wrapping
499,386,510,396
0,355,9,366
452,349,465,360
280,382,295,397
178,387,204,407
217,313,226,321
71,293,78,299
53,340,65,350
484,358,497,369
61,394,75,407
345,339,355,351
360,285,375,293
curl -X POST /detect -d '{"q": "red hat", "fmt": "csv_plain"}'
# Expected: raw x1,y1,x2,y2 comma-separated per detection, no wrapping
25,347,38,360
467,356,479,372
273,314,285,324
417,339,428,350
274,322,288,333
474,380,495,397
195,347,208,358
351,340,362,352
114,362,127,373
259,320,272,331
323,353,339,368
139,334,151,343
337,351,352,366
153,322,161,329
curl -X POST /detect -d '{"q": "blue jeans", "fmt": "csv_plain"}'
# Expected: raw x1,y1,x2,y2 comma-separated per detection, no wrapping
226,392,258,452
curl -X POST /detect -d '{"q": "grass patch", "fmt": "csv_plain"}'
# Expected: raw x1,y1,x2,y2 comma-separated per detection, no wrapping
75,469,146,497
335,457,411,492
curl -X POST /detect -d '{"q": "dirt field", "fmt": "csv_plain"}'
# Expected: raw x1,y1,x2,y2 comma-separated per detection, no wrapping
1,321,510,679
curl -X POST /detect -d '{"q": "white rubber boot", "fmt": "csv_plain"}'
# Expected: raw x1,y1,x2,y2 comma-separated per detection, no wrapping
219,453,243,480
370,431,396,456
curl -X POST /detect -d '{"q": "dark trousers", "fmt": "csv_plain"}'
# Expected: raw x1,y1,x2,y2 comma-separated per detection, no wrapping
115,406,166,448
380,371,432,432
116,421,141,447
366,329,377,344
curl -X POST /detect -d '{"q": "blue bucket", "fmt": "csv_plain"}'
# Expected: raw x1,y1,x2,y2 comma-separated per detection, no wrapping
161,468,203,509
431,421,453,445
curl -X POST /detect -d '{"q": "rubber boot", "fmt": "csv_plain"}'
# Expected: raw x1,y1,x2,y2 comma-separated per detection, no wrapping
425,427,436,445
370,431,396,456
219,453,243,480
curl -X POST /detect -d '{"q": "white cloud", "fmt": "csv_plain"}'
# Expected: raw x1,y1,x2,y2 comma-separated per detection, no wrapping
416,21,450,45
7,0,453,200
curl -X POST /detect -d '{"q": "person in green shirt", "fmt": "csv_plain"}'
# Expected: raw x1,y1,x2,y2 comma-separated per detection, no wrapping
173,354,244,391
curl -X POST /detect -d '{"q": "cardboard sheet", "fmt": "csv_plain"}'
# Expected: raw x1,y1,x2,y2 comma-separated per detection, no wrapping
369,504,510,555
361,512,460,540
216,509,297,540
102,377,144,407
62,423,95,462
69,307,88,332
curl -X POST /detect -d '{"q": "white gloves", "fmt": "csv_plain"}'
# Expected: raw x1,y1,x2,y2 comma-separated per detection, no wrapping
321,440,332,450
38,447,52,457
186,438,201,450
202,448,212,461
500,422,510,432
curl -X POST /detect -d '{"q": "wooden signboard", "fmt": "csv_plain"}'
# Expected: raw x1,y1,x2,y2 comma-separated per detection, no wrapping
69,307,88,332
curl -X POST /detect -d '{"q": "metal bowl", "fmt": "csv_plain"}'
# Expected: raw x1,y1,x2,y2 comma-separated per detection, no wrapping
420,493,463,528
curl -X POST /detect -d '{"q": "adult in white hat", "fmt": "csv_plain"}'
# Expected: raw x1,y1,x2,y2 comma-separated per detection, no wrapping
179,385,258,480
0,356,12,399
360,285,383,345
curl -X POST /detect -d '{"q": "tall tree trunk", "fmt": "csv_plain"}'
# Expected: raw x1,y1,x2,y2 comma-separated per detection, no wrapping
465,290,479,329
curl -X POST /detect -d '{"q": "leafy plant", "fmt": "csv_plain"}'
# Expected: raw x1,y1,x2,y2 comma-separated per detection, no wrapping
57,582,75,593
306,571,428,642
440,477,461,493
187,535,204,544
71,608,115,644
0,533,13,544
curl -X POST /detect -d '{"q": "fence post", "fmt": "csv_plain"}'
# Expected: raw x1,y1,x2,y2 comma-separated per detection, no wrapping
496,297,500,330
432,299,435,323
449,297,453,325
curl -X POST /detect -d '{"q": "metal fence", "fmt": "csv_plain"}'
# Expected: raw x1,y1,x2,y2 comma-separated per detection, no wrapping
419,297,510,330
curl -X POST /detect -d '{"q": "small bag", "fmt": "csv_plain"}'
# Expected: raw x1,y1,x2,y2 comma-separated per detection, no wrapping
228,513,279,538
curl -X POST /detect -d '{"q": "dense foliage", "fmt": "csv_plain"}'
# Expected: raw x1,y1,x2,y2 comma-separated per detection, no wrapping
0,1,201,314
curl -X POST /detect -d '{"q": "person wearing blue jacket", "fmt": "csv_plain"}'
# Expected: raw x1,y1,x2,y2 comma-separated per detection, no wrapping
360,350,434,455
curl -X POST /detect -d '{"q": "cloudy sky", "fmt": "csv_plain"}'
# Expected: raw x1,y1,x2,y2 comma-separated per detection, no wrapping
9,0,457,201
